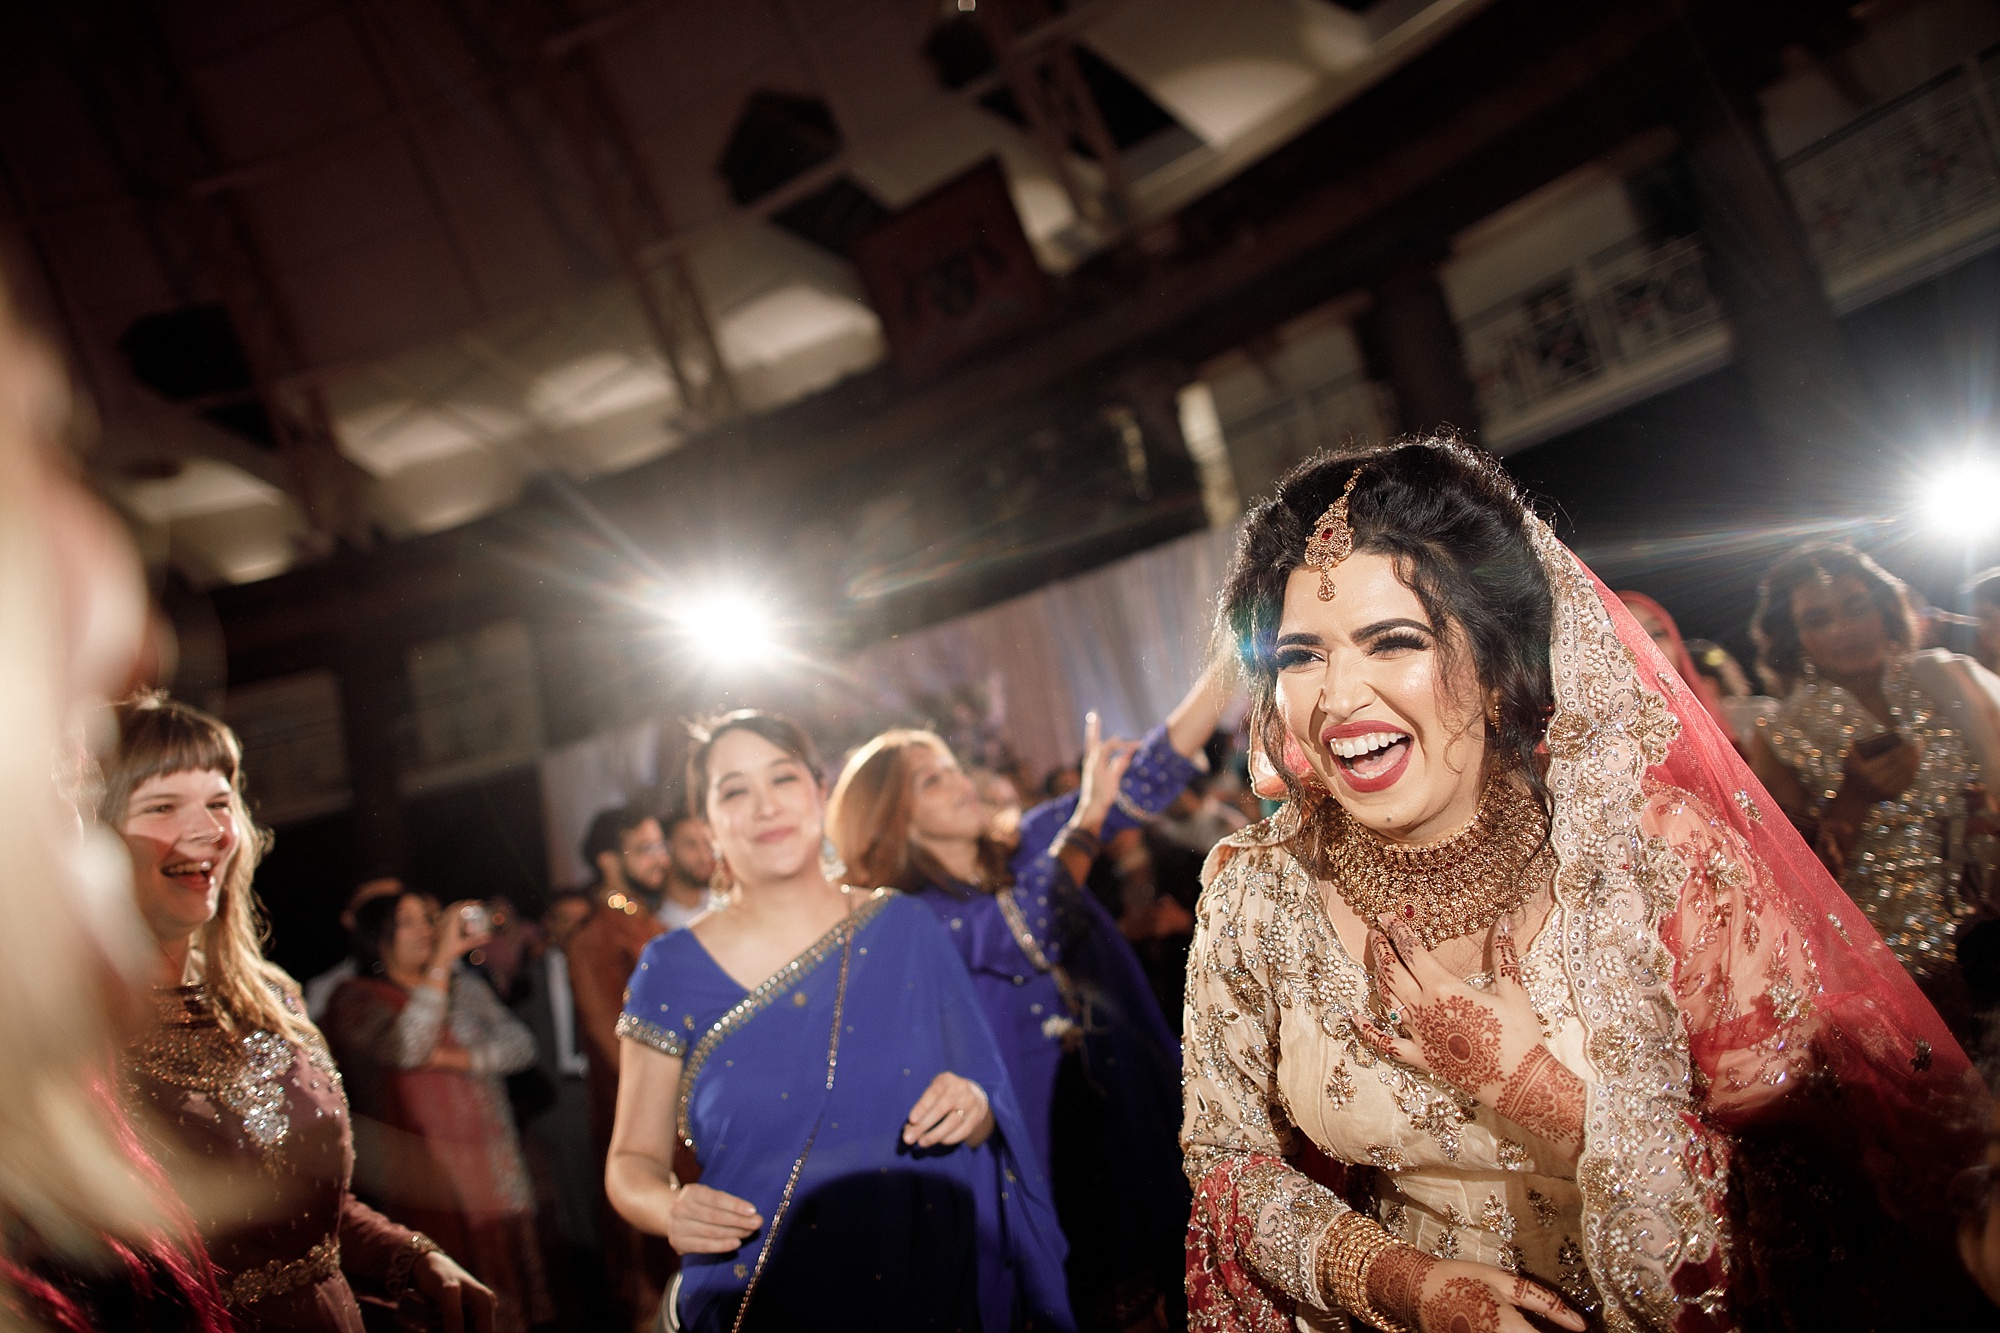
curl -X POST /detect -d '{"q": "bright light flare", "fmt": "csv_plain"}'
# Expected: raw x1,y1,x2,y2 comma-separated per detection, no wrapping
669,590,780,665
1919,457,2000,542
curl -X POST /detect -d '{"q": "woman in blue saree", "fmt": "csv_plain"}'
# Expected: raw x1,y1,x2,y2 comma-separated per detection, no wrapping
826,673,1228,1331
607,710,1071,1333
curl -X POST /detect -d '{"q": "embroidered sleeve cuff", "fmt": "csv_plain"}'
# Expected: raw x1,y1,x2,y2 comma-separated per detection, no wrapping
615,1012,687,1057
1104,723,1199,834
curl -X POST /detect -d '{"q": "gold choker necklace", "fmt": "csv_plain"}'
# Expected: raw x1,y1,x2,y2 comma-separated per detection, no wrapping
1325,775,1549,948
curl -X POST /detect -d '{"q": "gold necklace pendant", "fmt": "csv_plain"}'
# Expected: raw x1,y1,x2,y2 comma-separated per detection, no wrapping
1326,774,1550,949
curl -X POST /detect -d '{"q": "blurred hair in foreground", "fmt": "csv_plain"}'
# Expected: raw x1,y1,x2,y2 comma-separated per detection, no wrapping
0,278,212,1319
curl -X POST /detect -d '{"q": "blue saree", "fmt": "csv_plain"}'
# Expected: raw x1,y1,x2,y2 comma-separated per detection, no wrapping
911,725,1193,1328
617,890,1072,1333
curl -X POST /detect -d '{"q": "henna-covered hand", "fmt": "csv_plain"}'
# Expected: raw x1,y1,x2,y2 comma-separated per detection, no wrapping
1360,914,1585,1160
1412,1261,1582,1333
1494,1045,1585,1154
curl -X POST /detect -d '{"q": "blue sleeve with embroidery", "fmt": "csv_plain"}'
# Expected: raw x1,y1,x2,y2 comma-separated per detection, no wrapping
1010,723,1197,962
615,930,701,1058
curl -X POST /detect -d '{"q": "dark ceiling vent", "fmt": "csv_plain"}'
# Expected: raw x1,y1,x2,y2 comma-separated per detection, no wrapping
718,90,842,206
718,90,888,255
119,304,279,448
774,178,890,256
923,22,1181,157
921,14,994,91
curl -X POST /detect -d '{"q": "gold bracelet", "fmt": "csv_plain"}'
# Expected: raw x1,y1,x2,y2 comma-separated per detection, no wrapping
1316,1212,1410,1333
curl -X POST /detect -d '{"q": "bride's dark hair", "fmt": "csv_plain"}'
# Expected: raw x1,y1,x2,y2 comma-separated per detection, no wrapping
1217,437,1555,845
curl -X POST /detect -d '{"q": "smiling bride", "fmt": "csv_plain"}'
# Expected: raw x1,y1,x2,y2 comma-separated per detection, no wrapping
1182,440,1989,1332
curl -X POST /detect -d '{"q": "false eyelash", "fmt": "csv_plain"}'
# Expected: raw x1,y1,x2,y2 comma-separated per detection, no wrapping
1368,633,1430,653
1272,647,1320,670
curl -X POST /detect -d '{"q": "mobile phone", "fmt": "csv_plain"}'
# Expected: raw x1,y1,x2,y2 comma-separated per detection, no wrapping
1854,730,1905,760
459,902,492,937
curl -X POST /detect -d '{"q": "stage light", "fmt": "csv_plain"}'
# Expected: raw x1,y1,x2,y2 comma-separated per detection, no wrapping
1918,456,2000,542
670,589,780,665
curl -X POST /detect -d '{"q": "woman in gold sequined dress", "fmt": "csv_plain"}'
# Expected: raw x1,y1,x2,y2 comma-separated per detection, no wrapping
108,694,498,1333
1748,543,1996,1011
1183,441,1988,1333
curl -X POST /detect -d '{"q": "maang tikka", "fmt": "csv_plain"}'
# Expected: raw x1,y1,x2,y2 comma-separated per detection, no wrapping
1302,468,1365,601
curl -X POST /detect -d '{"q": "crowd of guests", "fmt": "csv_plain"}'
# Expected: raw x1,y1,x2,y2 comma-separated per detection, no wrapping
8,258,2000,1333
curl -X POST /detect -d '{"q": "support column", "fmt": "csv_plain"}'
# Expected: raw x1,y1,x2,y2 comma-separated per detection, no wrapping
336,641,407,878
1366,256,1482,441
1681,86,1870,499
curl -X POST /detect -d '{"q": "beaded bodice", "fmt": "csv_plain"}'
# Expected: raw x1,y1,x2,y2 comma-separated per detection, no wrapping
1763,658,1983,976
126,986,355,1300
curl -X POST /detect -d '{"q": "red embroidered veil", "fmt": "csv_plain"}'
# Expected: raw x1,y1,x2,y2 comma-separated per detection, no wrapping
1533,520,1988,1328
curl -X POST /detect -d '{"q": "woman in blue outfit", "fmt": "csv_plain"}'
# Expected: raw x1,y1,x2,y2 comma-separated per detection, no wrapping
827,672,1228,1332
607,710,1071,1333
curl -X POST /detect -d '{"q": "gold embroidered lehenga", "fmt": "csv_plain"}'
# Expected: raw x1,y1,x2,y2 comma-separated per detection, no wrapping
1182,519,1989,1332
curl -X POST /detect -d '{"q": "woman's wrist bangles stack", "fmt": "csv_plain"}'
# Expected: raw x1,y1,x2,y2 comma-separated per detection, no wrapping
1052,823,1103,862
1317,1211,1426,1333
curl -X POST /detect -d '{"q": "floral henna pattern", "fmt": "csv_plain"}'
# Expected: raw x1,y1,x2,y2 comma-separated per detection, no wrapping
1410,995,1503,1096
1495,1045,1585,1147
1421,1276,1502,1333
1366,1244,1437,1325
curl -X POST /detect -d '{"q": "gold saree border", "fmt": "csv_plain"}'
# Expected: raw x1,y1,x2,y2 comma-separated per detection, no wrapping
675,889,895,1152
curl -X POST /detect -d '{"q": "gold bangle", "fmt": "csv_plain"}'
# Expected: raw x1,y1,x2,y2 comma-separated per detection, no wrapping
1316,1212,1409,1333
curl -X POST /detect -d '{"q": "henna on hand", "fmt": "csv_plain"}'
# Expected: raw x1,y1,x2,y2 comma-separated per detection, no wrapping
1494,1044,1586,1150
1493,921,1522,985
1421,1276,1502,1333
1410,995,1504,1097
1364,1244,1436,1326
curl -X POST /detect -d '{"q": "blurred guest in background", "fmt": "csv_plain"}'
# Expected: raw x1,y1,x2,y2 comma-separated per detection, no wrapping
610,711,1071,1332
326,891,551,1333
0,288,230,1330
1617,590,1736,743
304,877,403,1021
109,694,495,1332
512,890,607,1330
1751,543,1996,1022
563,806,670,1330
1682,636,1777,748
655,810,718,930
1967,567,2000,674
828,670,1229,1332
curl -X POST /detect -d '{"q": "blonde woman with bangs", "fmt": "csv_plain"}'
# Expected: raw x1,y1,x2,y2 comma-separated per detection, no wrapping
108,694,498,1333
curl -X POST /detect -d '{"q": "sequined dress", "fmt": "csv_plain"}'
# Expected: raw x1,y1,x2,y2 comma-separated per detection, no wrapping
1761,657,1983,979
125,983,434,1332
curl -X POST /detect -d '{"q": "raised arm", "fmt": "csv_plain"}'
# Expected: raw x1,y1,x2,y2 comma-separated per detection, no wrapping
452,973,538,1077
330,980,449,1071
1165,662,1231,761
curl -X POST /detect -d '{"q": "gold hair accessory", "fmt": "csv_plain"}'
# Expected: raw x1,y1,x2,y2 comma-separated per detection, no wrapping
1303,469,1365,601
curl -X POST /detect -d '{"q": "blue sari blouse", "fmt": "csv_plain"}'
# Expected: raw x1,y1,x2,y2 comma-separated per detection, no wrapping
617,891,1072,1332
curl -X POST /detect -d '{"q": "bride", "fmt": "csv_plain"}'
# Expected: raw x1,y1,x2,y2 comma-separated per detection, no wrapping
1183,439,1988,1331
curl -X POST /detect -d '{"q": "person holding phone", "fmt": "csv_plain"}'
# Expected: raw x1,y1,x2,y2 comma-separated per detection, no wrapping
326,890,552,1332
1749,543,1996,1010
